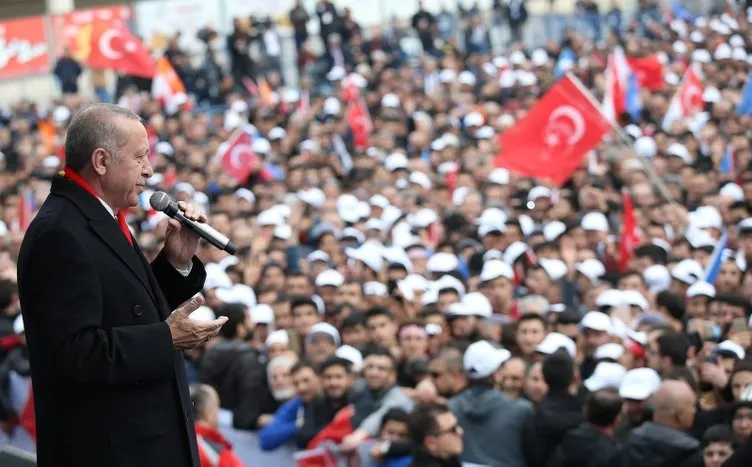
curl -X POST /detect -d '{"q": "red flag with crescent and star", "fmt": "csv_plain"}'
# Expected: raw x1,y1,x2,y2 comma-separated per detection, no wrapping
217,127,265,184
493,74,611,186
87,22,155,78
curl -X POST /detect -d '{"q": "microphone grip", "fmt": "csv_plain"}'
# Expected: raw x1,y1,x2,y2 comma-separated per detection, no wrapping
173,210,236,254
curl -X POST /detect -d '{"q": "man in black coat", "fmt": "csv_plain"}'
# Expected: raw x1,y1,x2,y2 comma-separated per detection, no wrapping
17,103,228,467
547,388,622,467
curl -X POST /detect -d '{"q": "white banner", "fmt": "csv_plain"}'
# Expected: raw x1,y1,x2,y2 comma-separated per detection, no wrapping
134,0,224,55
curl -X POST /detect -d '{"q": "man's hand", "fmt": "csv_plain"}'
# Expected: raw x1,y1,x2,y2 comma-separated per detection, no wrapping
164,201,208,270
257,414,274,428
166,296,227,350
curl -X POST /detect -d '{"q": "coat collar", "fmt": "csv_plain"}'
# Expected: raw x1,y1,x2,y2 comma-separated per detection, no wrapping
50,175,159,309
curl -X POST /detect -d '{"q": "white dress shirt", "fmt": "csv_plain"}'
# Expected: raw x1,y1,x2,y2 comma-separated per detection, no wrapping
97,197,192,276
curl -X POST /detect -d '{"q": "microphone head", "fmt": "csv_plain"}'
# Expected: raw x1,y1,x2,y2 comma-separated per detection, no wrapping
149,191,172,212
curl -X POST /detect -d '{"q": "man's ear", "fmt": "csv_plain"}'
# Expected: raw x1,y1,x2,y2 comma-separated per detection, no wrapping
91,148,109,176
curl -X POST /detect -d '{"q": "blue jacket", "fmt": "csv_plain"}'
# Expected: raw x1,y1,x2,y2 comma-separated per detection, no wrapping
258,397,303,451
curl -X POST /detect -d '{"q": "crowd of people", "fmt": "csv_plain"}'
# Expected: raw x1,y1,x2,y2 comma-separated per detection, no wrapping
3,0,752,466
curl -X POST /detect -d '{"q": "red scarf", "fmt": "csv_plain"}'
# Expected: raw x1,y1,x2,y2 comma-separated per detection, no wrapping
60,168,133,245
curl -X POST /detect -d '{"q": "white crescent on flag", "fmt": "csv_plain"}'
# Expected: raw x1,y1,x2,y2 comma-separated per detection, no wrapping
99,28,124,60
543,105,586,148
230,144,252,168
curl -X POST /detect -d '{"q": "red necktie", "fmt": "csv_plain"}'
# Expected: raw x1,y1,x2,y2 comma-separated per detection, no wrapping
60,168,133,245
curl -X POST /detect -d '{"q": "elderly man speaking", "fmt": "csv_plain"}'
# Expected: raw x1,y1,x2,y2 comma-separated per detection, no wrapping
17,104,228,467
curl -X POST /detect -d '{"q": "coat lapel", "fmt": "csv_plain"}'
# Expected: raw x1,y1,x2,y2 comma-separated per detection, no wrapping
132,242,172,320
88,219,159,309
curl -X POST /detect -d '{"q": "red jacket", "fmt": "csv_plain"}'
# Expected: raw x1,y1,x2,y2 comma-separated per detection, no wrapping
307,405,354,449
195,423,244,467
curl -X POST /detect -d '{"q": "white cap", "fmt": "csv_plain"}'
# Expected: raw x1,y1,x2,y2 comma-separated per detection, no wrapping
381,93,401,108
531,48,549,66
476,126,495,140
581,212,610,232
315,269,345,288
345,243,384,273
595,343,625,361
461,292,493,318
273,224,292,241
476,208,507,226
189,305,216,321
204,263,234,290
503,241,528,266
480,259,514,282
720,183,744,201
528,186,552,202
634,137,657,158
265,329,289,347
509,50,526,65
298,188,326,208
251,304,275,325
463,341,511,379
488,168,510,185
580,311,613,333
619,368,661,400
336,345,363,372
257,209,284,227
644,265,671,293
539,259,568,281
691,49,712,63
268,127,287,140
434,275,466,297
667,143,692,164
671,259,704,285
621,290,649,311
535,332,576,358
576,259,606,281
369,194,389,209
385,152,409,172
687,281,716,298
409,172,432,190
427,252,459,274
717,340,746,360
584,362,627,391
544,221,566,242
307,322,341,346
252,138,271,154
364,281,388,297
13,314,24,335
307,250,331,264
714,43,732,60
463,111,484,127
215,284,257,310
458,70,476,86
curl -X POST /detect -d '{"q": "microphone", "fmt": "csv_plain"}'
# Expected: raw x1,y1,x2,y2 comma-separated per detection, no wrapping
150,191,237,255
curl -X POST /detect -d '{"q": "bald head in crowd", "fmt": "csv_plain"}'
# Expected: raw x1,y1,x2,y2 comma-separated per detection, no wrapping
651,380,697,431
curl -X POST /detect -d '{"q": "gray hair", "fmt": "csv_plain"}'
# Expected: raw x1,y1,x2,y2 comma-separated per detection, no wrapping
64,103,142,171
189,384,218,421
266,354,298,383
518,295,550,315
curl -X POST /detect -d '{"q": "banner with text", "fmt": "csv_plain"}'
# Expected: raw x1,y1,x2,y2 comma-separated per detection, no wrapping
51,5,133,62
134,0,223,55
0,16,50,79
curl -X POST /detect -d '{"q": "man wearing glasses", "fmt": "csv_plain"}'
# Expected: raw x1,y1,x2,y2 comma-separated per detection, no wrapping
408,403,464,467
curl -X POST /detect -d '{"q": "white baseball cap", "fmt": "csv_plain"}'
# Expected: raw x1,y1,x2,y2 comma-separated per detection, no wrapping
427,252,459,274
463,340,511,379
461,292,493,318
687,281,716,298
594,343,625,361
265,329,289,347
596,289,623,308
480,259,514,282
576,259,606,281
307,322,341,346
644,265,671,293
584,362,627,391
717,340,746,360
580,311,613,333
251,304,275,325
671,259,704,285
539,259,568,281
315,269,345,288
535,332,576,358
621,290,649,311
581,212,610,232
619,368,661,401
434,275,466,297
336,344,363,372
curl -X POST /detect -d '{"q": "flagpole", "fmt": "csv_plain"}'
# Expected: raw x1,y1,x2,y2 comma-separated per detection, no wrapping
564,71,675,203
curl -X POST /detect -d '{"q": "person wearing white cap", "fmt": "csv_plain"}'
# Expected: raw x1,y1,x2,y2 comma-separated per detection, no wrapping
448,340,532,467
580,311,614,378
584,362,627,392
516,313,548,360
315,269,345,310
305,322,340,364
478,259,515,315
289,297,324,355
265,329,291,360
685,281,715,319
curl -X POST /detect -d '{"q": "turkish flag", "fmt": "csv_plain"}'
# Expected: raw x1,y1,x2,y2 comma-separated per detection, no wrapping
87,22,155,78
626,55,665,91
346,97,372,150
219,129,259,183
494,75,611,186
619,189,641,271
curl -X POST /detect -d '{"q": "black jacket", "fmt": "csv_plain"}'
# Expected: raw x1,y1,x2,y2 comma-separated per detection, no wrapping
295,393,350,448
531,389,585,467
199,340,266,411
601,422,700,467
409,451,462,467
546,423,620,467
0,346,31,421
18,175,206,467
